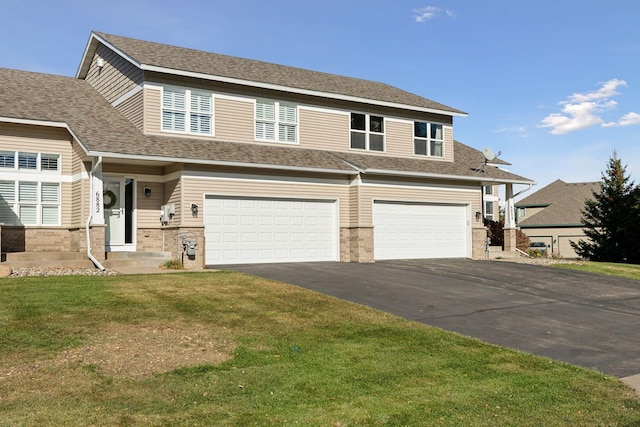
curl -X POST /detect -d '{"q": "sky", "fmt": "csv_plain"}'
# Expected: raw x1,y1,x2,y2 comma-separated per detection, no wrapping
1,0,639,199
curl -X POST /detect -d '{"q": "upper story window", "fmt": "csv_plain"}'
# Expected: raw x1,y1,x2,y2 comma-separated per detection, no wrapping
414,122,444,157
255,100,298,143
162,87,213,135
0,152,60,173
350,113,384,152
484,186,493,195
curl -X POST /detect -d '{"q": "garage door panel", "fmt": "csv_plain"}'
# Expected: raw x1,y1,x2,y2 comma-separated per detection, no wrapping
374,201,468,260
206,196,338,265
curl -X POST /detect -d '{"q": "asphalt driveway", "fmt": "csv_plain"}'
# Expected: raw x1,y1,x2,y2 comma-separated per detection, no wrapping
224,259,640,378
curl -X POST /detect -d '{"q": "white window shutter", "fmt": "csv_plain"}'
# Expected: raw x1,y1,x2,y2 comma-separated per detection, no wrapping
41,206,59,225
163,88,186,110
19,205,37,225
256,101,275,121
19,182,38,202
41,183,60,203
279,104,297,123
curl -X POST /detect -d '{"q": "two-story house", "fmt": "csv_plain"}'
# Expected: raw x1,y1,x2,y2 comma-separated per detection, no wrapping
0,32,533,269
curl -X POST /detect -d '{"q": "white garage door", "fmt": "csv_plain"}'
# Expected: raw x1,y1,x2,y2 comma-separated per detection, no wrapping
205,196,338,265
373,201,469,260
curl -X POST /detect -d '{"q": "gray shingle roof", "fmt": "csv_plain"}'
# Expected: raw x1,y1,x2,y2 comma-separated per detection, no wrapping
0,66,531,183
516,179,600,226
332,141,532,183
85,32,467,116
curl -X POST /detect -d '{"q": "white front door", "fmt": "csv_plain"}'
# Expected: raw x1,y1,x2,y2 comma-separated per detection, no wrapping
104,178,134,250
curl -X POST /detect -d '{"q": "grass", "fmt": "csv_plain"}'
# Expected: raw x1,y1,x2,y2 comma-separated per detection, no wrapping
553,261,640,280
1,272,639,426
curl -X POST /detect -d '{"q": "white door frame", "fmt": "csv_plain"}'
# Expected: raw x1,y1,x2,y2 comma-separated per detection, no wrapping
103,176,136,252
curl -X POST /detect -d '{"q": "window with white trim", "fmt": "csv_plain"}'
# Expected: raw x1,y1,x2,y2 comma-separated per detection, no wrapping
255,100,298,143
0,152,60,173
484,185,493,195
0,151,61,226
162,86,213,135
414,122,444,157
485,201,494,218
350,113,384,151
0,180,60,225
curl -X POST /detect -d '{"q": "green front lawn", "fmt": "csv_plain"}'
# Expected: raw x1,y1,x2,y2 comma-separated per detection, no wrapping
553,261,640,280
0,272,638,426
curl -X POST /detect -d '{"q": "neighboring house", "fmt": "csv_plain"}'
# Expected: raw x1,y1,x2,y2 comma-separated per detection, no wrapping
516,179,600,258
0,31,533,268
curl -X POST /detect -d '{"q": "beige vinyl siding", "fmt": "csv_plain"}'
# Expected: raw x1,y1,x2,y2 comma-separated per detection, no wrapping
70,179,87,227
215,98,254,142
444,126,453,162
85,45,143,104
181,176,349,228
299,108,348,151
165,178,182,225
349,182,360,224
356,182,480,226
117,90,144,131
60,181,72,227
136,181,164,227
384,120,412,157
144,86,162,135
0,123,73,175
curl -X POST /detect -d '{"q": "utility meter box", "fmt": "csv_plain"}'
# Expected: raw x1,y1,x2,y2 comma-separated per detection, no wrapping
186,242,196,256
160,204,176,223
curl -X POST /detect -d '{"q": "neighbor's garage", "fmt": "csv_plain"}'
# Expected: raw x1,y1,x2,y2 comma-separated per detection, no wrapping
205,196,339,265
373,201,469,260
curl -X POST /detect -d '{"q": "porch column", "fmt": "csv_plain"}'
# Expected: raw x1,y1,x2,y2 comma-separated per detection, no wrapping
91,158,105,225
503,183,517,252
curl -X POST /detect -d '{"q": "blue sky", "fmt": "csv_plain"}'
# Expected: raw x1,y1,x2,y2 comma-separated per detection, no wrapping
2,0,639,196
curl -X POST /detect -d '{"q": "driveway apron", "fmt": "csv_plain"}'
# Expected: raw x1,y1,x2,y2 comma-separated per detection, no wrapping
224,259,640,378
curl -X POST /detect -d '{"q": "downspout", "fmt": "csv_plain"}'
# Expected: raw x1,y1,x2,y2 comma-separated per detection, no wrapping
86,156,106,271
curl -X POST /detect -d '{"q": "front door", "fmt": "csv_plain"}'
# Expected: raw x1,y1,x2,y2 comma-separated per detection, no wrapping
104,178,134,250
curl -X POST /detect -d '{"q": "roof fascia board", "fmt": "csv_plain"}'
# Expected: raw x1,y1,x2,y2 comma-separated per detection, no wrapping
515,203,551,208
363,168,534,185
87,151,359,176
141,64,467,117
76,33,142,79
519,223,585,228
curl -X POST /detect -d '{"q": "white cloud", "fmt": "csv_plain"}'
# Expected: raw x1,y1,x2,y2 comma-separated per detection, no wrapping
538,79,639,135
412,6,455,23
603,112,640,128
494,126,529,138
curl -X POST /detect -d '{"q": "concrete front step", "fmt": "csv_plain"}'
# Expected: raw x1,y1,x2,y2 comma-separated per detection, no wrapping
103,251,173,269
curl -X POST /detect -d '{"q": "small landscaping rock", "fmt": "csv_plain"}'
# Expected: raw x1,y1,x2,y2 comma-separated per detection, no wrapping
0,264,12,278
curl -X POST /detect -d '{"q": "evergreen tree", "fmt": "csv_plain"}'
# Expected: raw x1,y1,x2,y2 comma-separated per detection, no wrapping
572,152,638,262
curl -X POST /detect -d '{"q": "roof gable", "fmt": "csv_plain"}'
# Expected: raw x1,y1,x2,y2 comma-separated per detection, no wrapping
78,32,467,116
517,180,600,226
